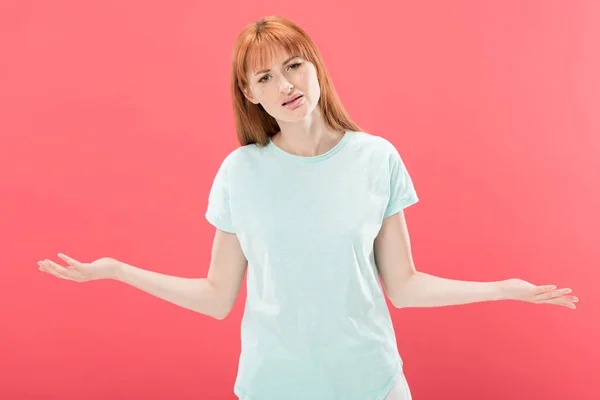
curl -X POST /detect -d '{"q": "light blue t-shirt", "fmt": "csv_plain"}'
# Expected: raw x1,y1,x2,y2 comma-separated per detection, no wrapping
205,130,419,400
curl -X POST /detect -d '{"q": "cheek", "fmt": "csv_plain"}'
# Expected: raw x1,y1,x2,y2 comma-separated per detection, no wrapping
250,86,271,105
256,88,282,111
251,85,264,98
303,68,320,95
307,75,320,99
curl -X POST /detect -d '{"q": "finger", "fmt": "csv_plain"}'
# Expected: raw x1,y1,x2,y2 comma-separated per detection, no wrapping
37,261,47,272
42,259,80,281
534,285,557,294
557,301,577,309
537,297,577,309
57,253,85,270
535,288,572,301
568,296,579,303
39,260,74,281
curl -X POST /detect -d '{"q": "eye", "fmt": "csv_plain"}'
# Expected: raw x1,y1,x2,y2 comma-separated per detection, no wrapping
258,63,301,84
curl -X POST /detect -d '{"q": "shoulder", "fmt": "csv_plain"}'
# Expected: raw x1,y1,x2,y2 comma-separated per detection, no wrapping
350,130,401,158
218,142,267,172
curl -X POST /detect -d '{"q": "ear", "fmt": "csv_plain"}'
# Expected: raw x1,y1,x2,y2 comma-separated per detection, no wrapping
239,81,259,105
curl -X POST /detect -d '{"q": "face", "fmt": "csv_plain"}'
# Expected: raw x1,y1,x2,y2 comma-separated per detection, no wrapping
242,48,321,123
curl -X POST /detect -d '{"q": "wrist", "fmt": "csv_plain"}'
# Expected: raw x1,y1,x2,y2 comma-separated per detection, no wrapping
494,279,510,301
111,261,128,281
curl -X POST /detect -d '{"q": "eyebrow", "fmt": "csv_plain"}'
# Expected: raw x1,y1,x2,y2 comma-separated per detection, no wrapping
253,56,298,76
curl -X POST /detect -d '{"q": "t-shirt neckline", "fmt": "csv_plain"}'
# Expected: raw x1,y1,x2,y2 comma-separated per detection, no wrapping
267,130,352,164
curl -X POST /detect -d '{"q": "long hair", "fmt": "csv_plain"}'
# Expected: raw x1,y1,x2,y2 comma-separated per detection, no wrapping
230,15,361,147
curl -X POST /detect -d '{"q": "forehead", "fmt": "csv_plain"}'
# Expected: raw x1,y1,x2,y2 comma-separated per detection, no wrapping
246,43,296,74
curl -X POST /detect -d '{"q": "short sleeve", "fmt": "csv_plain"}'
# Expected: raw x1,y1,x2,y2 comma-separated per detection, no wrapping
205,155,236,233
383,144,419,218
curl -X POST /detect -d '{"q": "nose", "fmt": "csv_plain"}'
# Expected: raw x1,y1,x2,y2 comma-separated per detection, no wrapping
278,78,294,93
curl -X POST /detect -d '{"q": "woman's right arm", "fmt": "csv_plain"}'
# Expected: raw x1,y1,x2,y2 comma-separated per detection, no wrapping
115,229,248,320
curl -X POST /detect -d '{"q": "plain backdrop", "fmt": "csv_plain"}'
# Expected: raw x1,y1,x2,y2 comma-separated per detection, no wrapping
1,1,598,399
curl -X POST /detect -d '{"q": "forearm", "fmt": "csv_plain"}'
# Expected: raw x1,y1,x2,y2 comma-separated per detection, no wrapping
393,271,506,308
114,263,226,319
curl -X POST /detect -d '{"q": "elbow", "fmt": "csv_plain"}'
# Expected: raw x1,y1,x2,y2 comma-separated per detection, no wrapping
210,303,233,320
203,280,233,320
212,312,227,320
390,296,407,309
208,310,227,320
191,298,230,320
387,288,405,309
388,271,417,309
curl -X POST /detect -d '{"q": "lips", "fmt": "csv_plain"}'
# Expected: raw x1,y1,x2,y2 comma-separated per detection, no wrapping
282,94,303,105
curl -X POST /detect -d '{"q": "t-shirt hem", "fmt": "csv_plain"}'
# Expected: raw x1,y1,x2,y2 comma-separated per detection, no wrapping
234,385,259,400
232,359,404,400
375,361,403,400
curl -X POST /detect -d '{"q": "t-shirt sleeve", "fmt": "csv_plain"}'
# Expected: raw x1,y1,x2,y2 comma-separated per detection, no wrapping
205,155,236,233
383,144,419,218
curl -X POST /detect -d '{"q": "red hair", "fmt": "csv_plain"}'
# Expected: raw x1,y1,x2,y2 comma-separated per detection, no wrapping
230,15,361,147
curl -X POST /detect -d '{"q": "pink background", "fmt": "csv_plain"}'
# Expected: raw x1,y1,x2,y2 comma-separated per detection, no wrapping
1,1,598,399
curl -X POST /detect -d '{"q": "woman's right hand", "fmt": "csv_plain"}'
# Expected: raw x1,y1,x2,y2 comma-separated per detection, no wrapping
38,253,124,282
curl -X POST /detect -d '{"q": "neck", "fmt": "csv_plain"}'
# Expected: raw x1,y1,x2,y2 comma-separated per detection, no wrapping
273,113,344,157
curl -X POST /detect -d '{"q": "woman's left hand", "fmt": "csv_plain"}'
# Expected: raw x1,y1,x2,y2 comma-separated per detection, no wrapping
500,278,578,309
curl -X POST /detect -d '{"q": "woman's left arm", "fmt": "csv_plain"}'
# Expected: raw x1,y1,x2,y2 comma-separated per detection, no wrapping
374,211,578,309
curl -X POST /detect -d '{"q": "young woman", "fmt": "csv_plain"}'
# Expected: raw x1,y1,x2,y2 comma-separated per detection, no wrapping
38,15,578,400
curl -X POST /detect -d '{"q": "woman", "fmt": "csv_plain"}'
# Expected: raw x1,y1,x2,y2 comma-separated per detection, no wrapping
38,15,578,400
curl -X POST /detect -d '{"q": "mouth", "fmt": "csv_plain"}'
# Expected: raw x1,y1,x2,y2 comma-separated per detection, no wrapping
282,94,303,106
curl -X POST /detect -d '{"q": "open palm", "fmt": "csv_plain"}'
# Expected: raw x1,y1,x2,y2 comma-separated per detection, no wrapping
38,253,122,282
501,278,578,309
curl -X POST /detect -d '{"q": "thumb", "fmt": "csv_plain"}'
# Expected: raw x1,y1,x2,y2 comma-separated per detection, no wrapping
57,253,85,270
